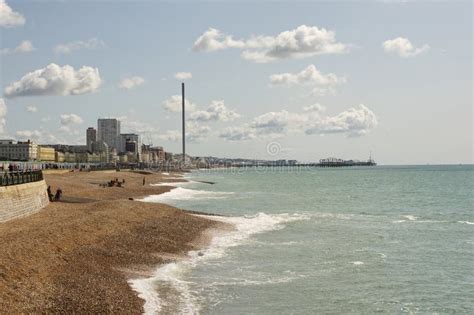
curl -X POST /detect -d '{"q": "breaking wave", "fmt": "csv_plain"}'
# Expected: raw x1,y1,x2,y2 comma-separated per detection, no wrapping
128,212,309,314
141,187,234,202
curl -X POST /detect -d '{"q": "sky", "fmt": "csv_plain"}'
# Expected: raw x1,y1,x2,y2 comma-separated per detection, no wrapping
0,0,472,165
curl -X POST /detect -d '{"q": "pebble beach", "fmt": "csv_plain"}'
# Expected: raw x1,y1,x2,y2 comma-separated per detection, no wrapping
0,170,227,313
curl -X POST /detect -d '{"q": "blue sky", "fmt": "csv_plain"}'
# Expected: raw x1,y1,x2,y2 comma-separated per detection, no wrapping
0,0,472,164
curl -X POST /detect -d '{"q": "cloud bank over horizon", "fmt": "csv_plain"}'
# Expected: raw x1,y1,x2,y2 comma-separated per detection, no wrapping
220,104,378,141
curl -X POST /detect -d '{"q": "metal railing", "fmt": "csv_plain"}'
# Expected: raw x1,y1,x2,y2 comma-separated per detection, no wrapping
0,170,44,186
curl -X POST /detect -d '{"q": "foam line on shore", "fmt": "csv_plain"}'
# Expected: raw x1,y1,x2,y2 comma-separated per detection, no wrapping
140,187,234,202
128,212,309,314
150,180,195,187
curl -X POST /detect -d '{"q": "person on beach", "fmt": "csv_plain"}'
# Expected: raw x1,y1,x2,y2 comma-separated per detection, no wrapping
54,188,63,201
47,186,53,201
142,177,146,186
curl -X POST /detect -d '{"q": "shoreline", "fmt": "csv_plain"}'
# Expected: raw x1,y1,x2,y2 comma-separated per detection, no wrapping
0,170,230,313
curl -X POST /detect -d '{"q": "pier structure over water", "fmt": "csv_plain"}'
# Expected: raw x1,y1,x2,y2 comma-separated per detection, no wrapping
317,157,377,167
203,157,377,168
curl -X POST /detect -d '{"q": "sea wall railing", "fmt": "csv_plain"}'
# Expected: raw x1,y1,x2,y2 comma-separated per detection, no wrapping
0,170,44,186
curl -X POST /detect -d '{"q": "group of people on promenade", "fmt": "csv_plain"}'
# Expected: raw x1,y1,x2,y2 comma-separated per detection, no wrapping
47,186,62,202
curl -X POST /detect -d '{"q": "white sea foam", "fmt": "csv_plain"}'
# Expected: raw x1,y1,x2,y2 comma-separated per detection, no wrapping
207,275,301,287
352,261,364,265
151,180,195,187
393,215,418,223
392,220,406,223
161,172,170,176
129,212,309,314
140,187,234,202
458,221,474,225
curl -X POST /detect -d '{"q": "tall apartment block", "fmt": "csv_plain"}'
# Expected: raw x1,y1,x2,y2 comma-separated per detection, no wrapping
86,127,97,151
97,118,120,151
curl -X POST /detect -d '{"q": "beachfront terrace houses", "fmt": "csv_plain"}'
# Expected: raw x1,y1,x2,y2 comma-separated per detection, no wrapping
0,140,38,161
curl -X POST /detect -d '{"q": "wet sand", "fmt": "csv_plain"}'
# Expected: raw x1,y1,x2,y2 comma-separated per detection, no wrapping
0,170,228,313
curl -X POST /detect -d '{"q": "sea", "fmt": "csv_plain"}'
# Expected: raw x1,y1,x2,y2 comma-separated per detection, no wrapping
131,165,473,314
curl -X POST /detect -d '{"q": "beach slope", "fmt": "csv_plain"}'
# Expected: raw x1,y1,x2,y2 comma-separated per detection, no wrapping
0,170,223,313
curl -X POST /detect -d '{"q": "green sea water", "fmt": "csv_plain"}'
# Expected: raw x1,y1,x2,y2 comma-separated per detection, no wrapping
138,165,473,314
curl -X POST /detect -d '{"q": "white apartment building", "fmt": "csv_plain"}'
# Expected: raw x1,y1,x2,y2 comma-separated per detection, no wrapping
97,118,120,151
0,140,38,161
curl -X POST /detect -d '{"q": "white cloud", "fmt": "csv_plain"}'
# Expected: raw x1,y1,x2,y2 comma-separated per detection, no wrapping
159,122,211,143
119,76,145,90
382,37,429,57
15,128,69,144
251,110,306,137
14,40,34,53
193,25,348,63
121,118,159,135
159,130,181,142
303,103,326,113
190,100,240,122
270,64,346,95
219,126,256,141
193,28,245,52
162,95,197,112
186,123,212,142
174,72,192,80
0,98,7,135
4,63,102,98
1,40,35,55
60,113,83,126
26,105,38,113
305,104,378,136
53,38,106,54
0,0,25,27
220,104,378,141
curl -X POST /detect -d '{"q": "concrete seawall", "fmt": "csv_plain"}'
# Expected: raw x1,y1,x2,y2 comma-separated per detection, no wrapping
0,180,49,223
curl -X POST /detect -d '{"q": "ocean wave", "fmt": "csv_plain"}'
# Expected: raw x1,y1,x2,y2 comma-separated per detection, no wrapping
207,275,301,287
140,187,234,202
150,180,195,187
129,212,309,314
458,221,474,225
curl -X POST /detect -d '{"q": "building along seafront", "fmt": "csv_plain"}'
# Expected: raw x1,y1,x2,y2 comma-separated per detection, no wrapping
86,127,97,151
37,146,56,162
97,118,121,151
0,140,38,161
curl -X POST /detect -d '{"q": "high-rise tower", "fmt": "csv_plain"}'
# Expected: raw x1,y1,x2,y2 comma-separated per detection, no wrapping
86,127,96,151
97,118,120,151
